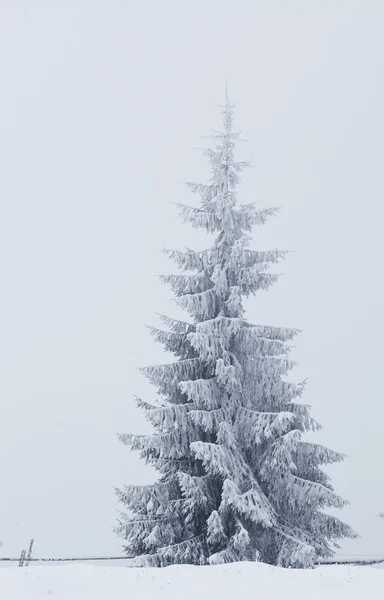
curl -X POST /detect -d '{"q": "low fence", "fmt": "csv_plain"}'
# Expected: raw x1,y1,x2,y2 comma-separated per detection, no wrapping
0,555,383,567
0,556,134,568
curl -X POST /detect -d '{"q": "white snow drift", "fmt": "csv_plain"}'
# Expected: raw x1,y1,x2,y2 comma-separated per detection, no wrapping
0,562,383,600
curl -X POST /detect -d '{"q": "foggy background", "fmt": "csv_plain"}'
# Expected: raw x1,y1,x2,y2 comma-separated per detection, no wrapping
1,0,384,559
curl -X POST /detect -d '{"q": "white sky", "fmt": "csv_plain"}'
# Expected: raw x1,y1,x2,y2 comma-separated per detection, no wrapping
1,0,384,559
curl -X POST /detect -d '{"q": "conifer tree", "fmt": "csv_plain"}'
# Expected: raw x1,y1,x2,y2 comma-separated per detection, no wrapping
116,97,356,568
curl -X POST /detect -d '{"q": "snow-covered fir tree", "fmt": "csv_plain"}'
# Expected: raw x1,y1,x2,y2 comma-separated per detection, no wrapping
116,97,356,568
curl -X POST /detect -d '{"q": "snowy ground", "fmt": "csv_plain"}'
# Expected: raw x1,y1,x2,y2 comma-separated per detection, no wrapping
0,562,383,600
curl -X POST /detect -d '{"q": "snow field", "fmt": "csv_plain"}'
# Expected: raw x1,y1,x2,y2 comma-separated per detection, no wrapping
1,561,383,600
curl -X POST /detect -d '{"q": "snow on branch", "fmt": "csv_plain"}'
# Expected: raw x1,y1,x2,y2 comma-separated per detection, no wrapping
179,378,220,409
160,272,212,296
164,247,215,272
236,407,296,445
246,323,301,341
289,476,348,509
141,358,203,398
296,442,345,468
275,527,317,569
157,314,194,334
308,511,358,542
176,204,222,233
176,288,217,321
219,479,276,527
147,325,195,358
118,430,195,461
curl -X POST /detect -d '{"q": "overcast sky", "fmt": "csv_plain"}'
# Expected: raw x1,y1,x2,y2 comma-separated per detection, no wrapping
1,0,384,560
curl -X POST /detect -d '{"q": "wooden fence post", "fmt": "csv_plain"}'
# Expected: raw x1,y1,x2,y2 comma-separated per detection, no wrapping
25,539,34,567
18,549,26,567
